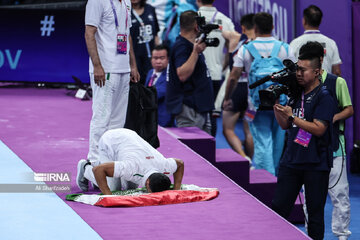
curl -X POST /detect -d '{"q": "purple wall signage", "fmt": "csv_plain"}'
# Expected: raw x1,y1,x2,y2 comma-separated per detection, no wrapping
0,9,89,84
215,0,295,43
352,2,360,141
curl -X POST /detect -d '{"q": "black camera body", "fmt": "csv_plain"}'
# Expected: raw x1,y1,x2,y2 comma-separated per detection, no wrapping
249,59,302,109
196,16,220,47
259,84,289,108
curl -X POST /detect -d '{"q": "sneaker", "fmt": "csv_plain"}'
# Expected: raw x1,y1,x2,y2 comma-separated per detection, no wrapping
76,159,90,191
245,156,252,164
245,156,255,170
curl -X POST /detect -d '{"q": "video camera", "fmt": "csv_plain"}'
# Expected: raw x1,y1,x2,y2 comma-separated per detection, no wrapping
249,59,302,108
195,15,220,47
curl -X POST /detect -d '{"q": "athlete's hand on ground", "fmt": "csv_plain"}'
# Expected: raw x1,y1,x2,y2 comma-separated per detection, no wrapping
94,65,106,87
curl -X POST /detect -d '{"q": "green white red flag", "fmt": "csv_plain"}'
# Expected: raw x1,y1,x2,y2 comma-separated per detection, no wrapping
66,184,219,207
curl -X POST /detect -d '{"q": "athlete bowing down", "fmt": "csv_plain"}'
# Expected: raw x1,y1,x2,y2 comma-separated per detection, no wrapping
76,128,184,195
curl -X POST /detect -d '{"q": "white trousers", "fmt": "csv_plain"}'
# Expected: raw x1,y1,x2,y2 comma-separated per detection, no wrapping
84,138,137,191
328,156,351,239
87,72,130,162
303,156,351,240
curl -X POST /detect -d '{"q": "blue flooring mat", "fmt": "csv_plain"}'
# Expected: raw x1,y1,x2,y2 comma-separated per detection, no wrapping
0,141,101,240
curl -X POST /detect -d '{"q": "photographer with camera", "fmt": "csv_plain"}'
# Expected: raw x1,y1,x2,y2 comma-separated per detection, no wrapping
197,0,235,136
271,42,336,240
299,42,353,240
166,10,214,134
224,12,295,176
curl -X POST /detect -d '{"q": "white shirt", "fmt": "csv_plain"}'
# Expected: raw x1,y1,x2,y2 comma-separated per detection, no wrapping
290,30,342,74
98,128,177,187
233,37,296,74
148,0,167,40
198,6,235,81
232,40,249,83
85,0,132,73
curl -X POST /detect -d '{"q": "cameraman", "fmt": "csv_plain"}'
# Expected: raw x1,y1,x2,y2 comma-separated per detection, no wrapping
197,0,235,136
271,42,336,240
300,41,353,240
166,10,214,134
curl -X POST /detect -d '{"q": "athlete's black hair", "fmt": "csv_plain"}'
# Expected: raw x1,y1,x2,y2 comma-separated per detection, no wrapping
148,173,171,192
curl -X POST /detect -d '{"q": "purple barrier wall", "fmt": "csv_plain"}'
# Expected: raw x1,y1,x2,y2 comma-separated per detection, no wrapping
353,2,360,141
216,0,295,43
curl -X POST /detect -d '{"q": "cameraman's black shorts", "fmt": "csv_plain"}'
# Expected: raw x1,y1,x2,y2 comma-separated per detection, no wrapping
228,82,248,113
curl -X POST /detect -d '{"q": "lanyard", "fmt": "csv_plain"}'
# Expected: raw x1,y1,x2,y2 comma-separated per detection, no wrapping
210,10,218,23
132,9,152,58
300,92,305,118
300,84,322,118
164,6,177,41
110,0,128,33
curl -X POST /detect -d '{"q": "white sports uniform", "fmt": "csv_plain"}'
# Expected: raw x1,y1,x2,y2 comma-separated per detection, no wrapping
198,6,235,82
148,0,168,40
84,128,178,190
290,30,342,74
85,0,132,161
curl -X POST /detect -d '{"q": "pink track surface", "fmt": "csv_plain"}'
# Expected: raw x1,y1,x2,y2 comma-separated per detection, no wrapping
0,88,310,240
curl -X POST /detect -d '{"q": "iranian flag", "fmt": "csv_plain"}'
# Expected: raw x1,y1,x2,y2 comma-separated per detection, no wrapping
66,184,219,207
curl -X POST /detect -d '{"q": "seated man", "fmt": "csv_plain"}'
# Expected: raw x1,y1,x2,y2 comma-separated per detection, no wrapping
145,44,173,127
76,128,184,195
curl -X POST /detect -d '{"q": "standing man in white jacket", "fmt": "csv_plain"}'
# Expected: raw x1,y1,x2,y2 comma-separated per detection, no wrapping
85,0,140,163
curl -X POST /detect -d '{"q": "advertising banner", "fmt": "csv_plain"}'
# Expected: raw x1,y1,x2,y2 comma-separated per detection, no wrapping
215,0,295,43
0,9,89,83
352,2,360,140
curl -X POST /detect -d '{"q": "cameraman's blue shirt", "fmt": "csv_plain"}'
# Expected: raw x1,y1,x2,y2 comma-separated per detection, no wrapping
280,85,335,171
166,35,214,115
